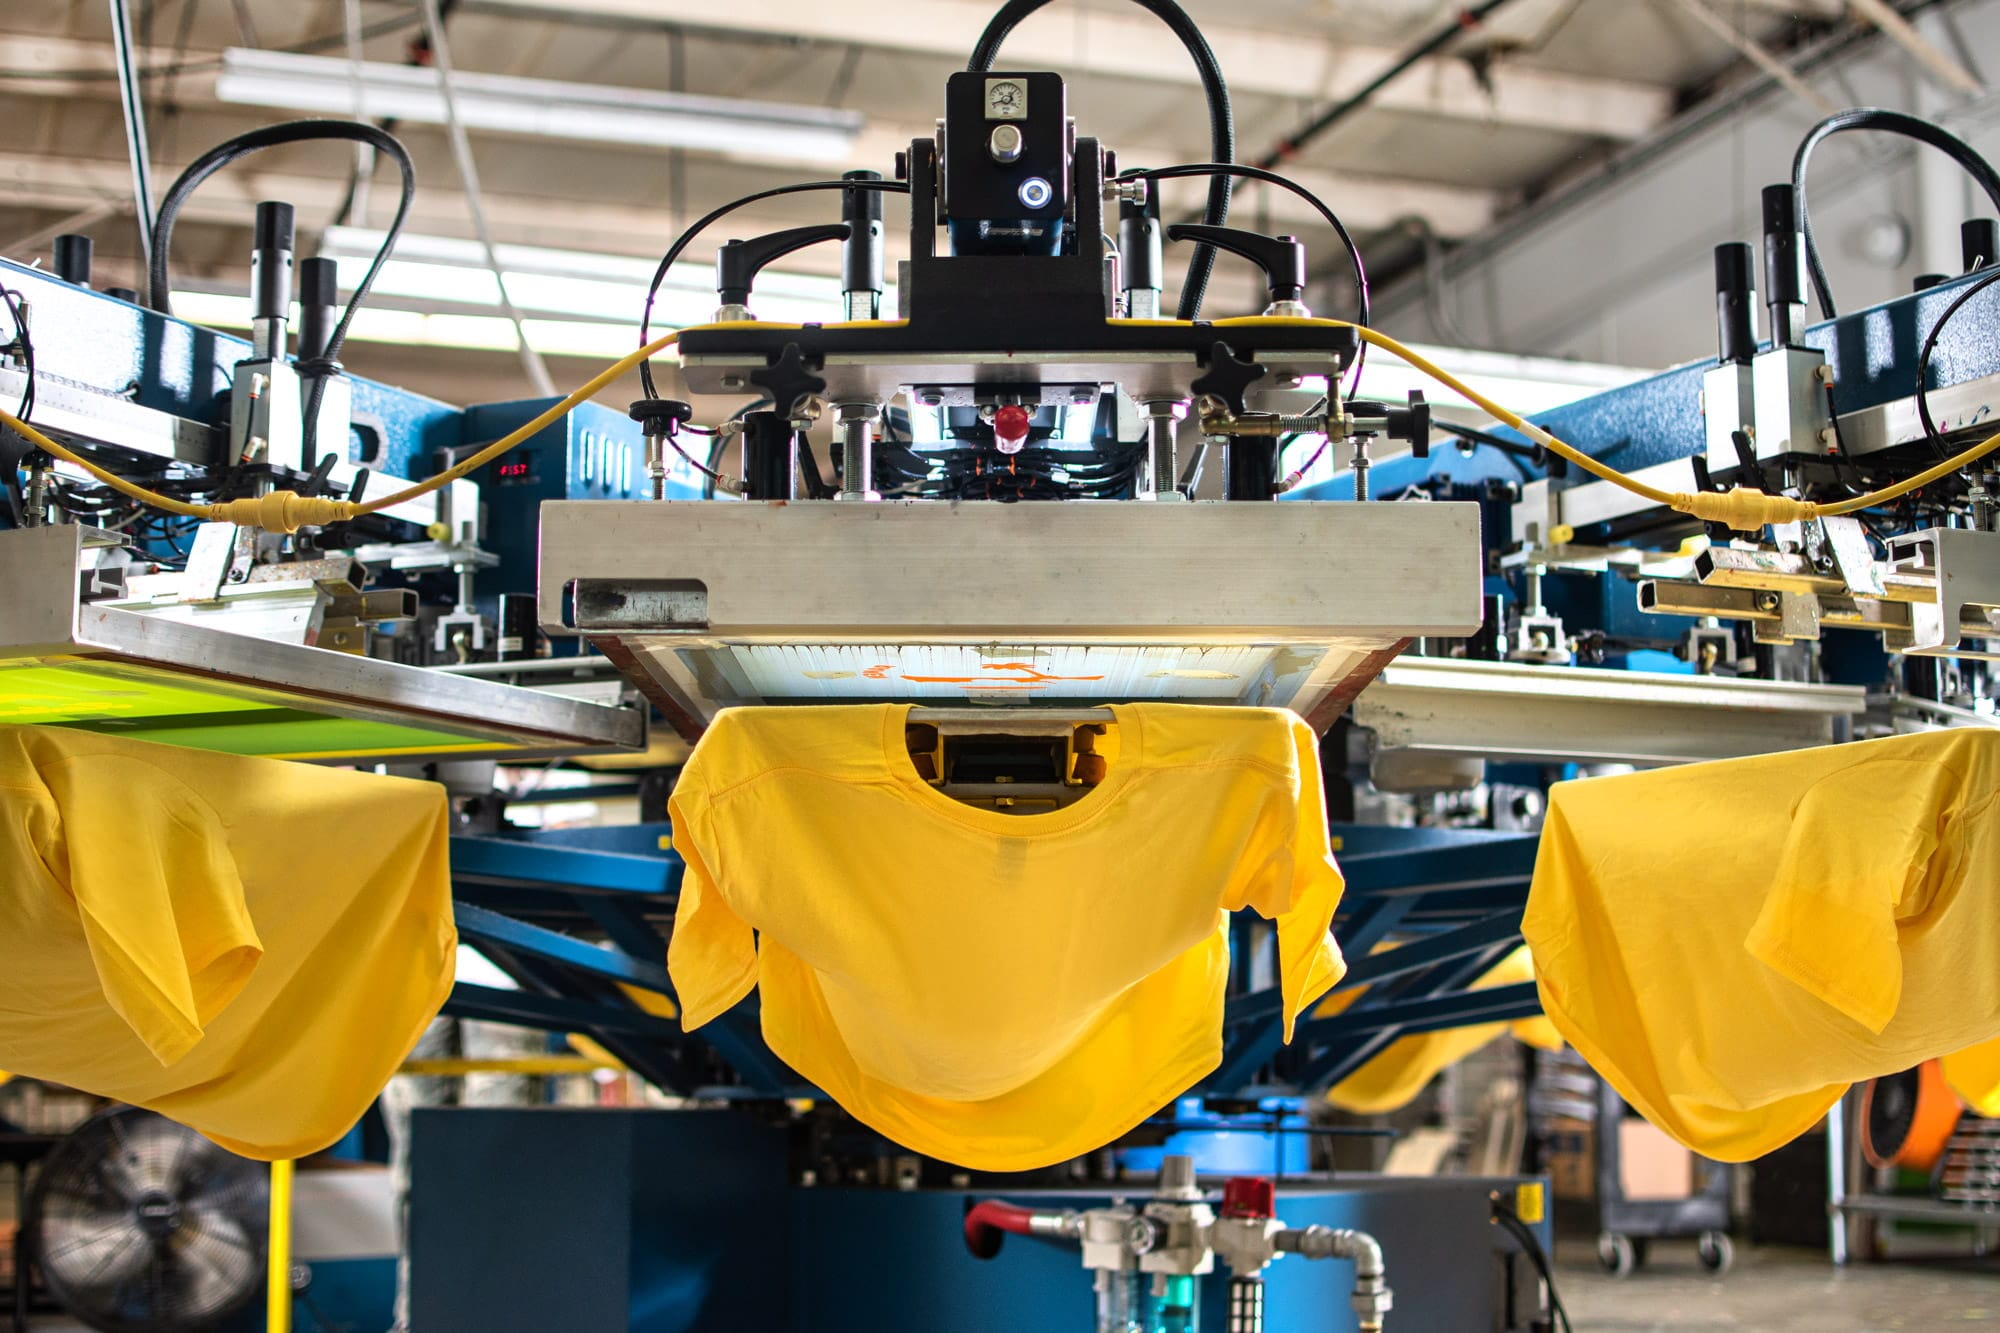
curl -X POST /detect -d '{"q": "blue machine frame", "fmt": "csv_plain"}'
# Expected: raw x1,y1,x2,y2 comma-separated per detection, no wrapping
1294,269,2000,507
407,1105,1554,1333
442,822,1541,1104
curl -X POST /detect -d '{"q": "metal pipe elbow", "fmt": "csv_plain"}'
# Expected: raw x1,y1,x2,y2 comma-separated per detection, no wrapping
1277,1225,1392,1329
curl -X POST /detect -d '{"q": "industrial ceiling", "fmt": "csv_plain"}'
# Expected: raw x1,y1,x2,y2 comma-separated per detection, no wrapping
0,0,1860,398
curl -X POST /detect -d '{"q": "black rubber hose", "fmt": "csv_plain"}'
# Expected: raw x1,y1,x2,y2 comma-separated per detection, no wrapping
636,178,909,400
1792,108,2000,320
1119,162,1369,396
147,120,416,460
968,0,1232,321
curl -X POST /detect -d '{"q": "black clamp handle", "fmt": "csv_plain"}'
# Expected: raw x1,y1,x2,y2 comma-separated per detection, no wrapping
1165,224,1306,305
1350,390,1431,458
717,224,852,307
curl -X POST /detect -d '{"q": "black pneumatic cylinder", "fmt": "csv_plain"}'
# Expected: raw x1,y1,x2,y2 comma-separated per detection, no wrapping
1762,184,1803,348
52,234,92,286
1224,437,1279,501
497,592,542,662
1963,218,1998,272
251,201,297,324
1714,242,1757,365
842,170,885,320
741,410,799,501
297,257,340,363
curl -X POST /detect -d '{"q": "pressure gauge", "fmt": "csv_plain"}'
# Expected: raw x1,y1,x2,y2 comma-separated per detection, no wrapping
985,78,1026,120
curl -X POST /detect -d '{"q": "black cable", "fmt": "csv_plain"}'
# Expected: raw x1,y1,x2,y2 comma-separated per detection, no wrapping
1792,108,2000,320
148,120,417,460
1916,266,2000,456
968,0,1232,321
797,431,836,499
637,179,909,400
1117,162,1369,397
0,284,37,527
1491,1201,1572,1333
1,285,35,423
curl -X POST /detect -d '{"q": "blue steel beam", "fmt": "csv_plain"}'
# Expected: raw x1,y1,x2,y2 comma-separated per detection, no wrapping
445,982,686,1038
455,901,675,993
1297,977,1540,1090
1327,982,1543,1036
467,942,700,1094
451,834,681,896
1331,913,1523,993
1335,836,1540,899
1223,894,1414,1029
583,895,674,964
1296,941,1519,1088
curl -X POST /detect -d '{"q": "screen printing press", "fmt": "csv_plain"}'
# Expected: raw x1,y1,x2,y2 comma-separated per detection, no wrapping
2,12,1998,1332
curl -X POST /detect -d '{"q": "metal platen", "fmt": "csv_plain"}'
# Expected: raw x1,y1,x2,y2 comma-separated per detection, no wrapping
539,499,1481,739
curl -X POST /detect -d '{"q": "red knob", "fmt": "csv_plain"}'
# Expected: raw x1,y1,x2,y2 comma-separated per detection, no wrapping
993,404,1033,455
1221,1176,1275,1219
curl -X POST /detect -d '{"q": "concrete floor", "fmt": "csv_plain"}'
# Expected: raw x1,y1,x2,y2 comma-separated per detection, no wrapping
1557,1241,2000,1330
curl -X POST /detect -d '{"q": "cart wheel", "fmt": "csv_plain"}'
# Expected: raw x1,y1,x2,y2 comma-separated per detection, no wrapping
1597,1232,1638,1278
1698,1231,1735,1275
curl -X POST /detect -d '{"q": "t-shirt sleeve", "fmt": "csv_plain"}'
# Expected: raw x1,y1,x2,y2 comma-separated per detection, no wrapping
1744,758,1952,1035
664,785,758,1032
1223,717,1347,1042
41,754,263,1066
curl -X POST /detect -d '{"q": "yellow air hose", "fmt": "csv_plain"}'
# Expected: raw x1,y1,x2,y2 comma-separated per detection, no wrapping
3,314,1995,533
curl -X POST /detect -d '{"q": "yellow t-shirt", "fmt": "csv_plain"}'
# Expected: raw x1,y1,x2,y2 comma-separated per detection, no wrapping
0,725,457,1159
1524,729,2000,1162
667,703,1346,1171
1944,1035,2000,1118
1322,946,1561,1115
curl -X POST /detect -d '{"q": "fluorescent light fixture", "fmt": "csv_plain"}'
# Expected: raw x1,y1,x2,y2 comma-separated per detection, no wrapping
172,290,649,359
215,46,864,167
319,227,864,328
1353,343,1651,417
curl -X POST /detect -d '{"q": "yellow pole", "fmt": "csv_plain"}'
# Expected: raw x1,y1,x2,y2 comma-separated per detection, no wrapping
267,1159,293,1333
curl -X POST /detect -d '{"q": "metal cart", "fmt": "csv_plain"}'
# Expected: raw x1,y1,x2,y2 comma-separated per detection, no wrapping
1589,1075,1735,1277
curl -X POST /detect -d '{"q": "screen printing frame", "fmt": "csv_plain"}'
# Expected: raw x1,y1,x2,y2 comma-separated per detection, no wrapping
2,525,645,762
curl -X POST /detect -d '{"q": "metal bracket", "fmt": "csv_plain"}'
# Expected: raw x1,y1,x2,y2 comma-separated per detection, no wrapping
1885,527,2000,658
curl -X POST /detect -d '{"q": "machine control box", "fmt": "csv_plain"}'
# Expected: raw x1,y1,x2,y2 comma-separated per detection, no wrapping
945,71,1071,256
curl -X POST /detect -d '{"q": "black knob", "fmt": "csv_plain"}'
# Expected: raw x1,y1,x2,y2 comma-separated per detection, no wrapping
628,398,694,439
1385,390,1431,459
717,224,852,308
1915,273,1949,291
1714,242,1757,365
52,234,92,286
1963,218,1997,272
1165,223,1306,306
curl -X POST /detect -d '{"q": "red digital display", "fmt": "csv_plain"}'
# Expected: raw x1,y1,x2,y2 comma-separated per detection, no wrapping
494,452,538,485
